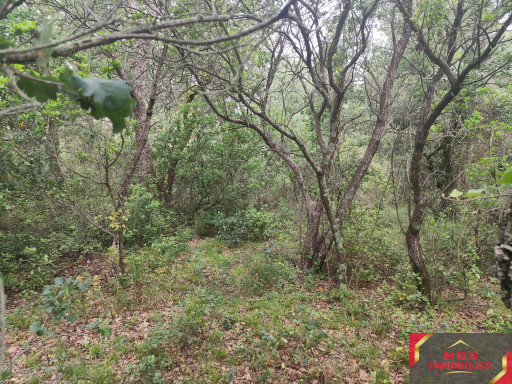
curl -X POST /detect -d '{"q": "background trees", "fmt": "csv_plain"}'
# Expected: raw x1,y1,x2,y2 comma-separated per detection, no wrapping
2,0,512,382
185,0,412,275
1,0,512,307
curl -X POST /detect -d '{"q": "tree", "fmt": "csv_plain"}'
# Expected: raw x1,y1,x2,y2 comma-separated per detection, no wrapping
496,200,512,310
394,0,512,302
185,0,412,273
0,0,296,273
0,0,296,121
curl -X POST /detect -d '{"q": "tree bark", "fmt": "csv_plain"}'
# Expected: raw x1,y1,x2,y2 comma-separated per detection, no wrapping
397,0,512,302
116,46,167,200
496,199,512,310
301,201,325,269
128,29,154,181
320,14,412,259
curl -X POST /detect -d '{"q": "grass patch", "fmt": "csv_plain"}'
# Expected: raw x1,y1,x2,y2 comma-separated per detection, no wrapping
5,237,512,383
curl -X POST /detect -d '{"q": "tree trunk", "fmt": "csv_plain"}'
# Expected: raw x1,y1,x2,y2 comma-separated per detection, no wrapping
301,203,326,270
115,46,167,201
118,227,126,275
406,227,432,302
315,18,412,262
163,166,176,207
496,199,512,310
129,37,154,182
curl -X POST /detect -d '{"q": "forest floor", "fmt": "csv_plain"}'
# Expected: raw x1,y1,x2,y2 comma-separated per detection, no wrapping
4,237,512,384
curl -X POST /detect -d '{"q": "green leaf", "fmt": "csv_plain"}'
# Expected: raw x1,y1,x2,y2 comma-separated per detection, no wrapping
1,371,13,381
35,19,53,69
498,170,512,185
67,75,134,132
69,75,132,109
64,313,77,322
464,188,486,198
17,75,59,102
78,281,89,292
449,189,463,198
97,324,112,338
29,321,49,336
58,68,74,83
85,320,99,329
0,35,13,49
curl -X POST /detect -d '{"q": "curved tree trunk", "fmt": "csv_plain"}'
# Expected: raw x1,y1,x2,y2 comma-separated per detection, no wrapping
129,37,155,182
396,0,512,304
301,202,326,270
496,199,512,310
405,226,432,302
313,15,412,268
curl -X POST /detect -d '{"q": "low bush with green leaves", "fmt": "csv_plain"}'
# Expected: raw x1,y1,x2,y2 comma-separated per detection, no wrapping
124,185,174,247
126,234,189,283
421,206,496,301
195,208,276,245
29,276,90,336
242,249,296,295
220,208,276,245
0,215,102,291
340,205,402,286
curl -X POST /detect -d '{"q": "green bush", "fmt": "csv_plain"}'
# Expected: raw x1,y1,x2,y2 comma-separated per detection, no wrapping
0,240,61,291
127,235,189,282
340,205,402,286
194,210,223,237
0,226,102,291
421,206,495,300
384,264,427,308
195,208,276,245
124,185,173,247
242,250,297,294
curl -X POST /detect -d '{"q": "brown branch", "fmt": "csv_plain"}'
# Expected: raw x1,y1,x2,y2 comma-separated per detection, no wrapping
0,0,296,64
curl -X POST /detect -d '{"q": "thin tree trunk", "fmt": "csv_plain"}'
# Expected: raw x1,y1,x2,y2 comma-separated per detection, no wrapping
163,166,176,206
116,46,167,201
129,37,154,181
321,17,412,257
496,199,512,310
118,227,126,275
301,201,325,269
395,0,512,302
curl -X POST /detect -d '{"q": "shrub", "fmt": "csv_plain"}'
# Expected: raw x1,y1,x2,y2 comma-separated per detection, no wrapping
195,208,276,245
124,185,173,247
242,250,297,294
194,210,223,237
421,206,495,300
0,227,102,291
127,235,189,283
340,205,402,286
210,208,277,244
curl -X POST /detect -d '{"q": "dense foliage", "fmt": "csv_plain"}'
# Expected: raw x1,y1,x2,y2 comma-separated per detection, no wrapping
1,0,512,382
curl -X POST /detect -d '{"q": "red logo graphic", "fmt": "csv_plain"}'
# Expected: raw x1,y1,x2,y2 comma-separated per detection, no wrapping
409,333,512,383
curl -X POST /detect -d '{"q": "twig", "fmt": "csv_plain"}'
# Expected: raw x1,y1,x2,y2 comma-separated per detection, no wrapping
443,194,511,202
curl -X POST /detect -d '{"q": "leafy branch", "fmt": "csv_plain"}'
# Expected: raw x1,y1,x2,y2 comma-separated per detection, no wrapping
445,170,512,201
7,67,134,132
